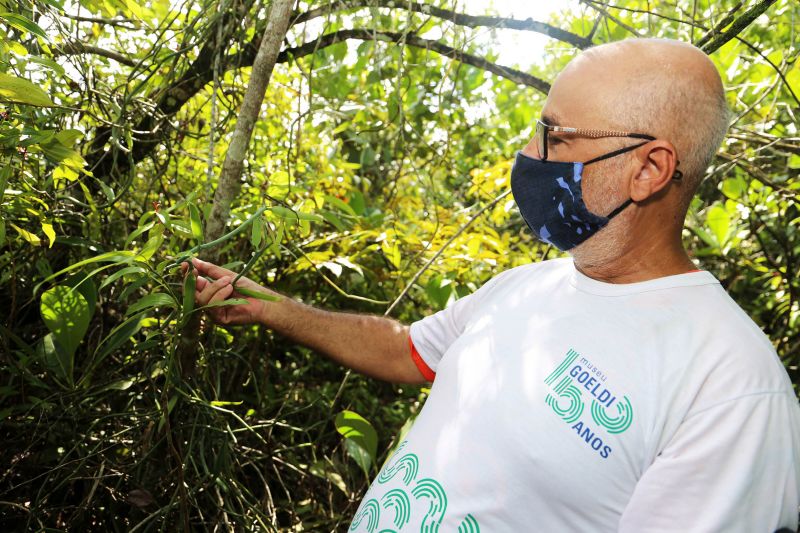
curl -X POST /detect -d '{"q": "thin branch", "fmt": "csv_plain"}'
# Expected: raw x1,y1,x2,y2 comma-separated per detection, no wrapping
269,29,551,94
53,41,138,67
694,1,743,48
292,0,594,49
60,13,137,29
385,189,512,316
701,0,777,54
579,0,642,37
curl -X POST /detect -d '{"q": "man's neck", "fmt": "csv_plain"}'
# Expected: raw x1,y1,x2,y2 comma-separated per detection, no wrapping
572,232,697,284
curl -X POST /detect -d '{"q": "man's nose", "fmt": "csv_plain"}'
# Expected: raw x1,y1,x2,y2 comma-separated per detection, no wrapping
521,136,541,159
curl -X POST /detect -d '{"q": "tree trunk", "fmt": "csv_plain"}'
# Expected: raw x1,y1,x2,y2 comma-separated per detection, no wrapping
204,0,294,260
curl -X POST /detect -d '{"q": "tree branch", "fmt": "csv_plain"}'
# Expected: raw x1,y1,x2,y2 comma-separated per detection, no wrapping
53,41,138,67
291,0,593,50
694,1,743,49
701,0,777,54
205,0,295,250
269,28,551,94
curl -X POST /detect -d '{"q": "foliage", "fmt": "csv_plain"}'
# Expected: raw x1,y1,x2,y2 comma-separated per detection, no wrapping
0,0,798,530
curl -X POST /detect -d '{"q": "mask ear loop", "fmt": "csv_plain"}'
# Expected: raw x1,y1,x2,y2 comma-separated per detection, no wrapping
583,141,651,165
582,140,649,220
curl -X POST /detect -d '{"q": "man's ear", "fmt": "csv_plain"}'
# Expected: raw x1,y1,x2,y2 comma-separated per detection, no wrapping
629,140,679,202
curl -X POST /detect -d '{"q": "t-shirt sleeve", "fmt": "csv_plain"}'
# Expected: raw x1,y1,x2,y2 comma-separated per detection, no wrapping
409,270,511,374
619,391,800,533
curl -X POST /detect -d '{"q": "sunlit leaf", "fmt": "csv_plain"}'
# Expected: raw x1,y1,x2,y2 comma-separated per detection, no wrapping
0,12,47,39
41,222,56,248
0,72,53,106
40,285,91,380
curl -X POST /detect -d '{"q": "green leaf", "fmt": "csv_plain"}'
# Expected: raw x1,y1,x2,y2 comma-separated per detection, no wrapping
323,194,357,216
39,140,86,170
37,333,72,387
182,272,195,318
425,275,453,309
344,439,373,473
335,410,377,471
126,293,176,316
234,285,281,302
0,12,48,39
0,72,54,106
35,251,136,294
26,55,66,76
188,203,203,240
94,313,143,363
706,204,731,246
210,400,243,407
99,265,146,289
270,206,324,223
40,285,91,378
10,223,40,245
251,216,263,248
202,298,250,309
309,461,348,494
41,222,55,248
721,176,747,199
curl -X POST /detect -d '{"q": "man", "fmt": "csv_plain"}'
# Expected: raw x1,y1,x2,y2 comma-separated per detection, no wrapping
188,39,800,531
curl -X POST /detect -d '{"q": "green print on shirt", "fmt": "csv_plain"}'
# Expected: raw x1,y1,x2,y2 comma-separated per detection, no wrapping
545,349,634,435
349,442,481,532
382,489,412,529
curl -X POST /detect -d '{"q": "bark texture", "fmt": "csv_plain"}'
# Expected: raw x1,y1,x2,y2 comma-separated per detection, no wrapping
203,0,294,258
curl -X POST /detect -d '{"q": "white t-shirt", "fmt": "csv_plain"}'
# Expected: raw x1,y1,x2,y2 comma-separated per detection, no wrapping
350,258,800,532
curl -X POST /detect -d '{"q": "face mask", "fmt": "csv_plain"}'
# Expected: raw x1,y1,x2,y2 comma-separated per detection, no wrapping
509,142,648,251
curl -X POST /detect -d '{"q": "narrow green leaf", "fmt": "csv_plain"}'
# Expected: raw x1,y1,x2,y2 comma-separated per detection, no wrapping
250,216,263,248
210,400,243,407
94,313,143,362
202,298,250,309
0,12,48,39
234,285,281,302
182,272,196,318
126,293,176,316
188,203,203,240
323,194,357,216
100,265,146,289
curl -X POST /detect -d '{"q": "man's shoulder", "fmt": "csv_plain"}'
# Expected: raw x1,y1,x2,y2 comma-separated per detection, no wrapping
483,258,571,289
682,286,792,398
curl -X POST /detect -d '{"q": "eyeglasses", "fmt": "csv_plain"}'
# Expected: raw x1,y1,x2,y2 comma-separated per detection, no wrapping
535,119,656,162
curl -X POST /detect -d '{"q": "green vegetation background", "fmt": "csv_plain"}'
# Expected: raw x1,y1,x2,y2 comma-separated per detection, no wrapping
0,0,798,530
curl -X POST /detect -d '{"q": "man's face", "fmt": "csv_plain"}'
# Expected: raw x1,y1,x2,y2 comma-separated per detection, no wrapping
521,62,635,219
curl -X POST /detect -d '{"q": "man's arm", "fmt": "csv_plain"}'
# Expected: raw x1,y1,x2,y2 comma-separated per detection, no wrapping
187,258,427,384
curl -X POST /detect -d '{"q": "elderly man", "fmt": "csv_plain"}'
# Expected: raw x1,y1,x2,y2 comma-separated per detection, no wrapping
188,39,800,531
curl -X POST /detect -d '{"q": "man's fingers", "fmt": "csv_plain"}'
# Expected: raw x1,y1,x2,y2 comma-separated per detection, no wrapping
195,275,208,292
208,284,234,305
197,276,231,305
192,258,237,280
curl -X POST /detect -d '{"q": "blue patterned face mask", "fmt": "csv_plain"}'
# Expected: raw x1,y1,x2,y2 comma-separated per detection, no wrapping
510,143,649,251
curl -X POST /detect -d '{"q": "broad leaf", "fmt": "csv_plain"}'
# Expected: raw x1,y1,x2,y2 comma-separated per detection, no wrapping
0,72,54,107
40,285,91,380
335,410,377,472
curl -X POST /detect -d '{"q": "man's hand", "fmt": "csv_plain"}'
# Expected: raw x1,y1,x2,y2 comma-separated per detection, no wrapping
181,258,425,383
182,258,280,326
